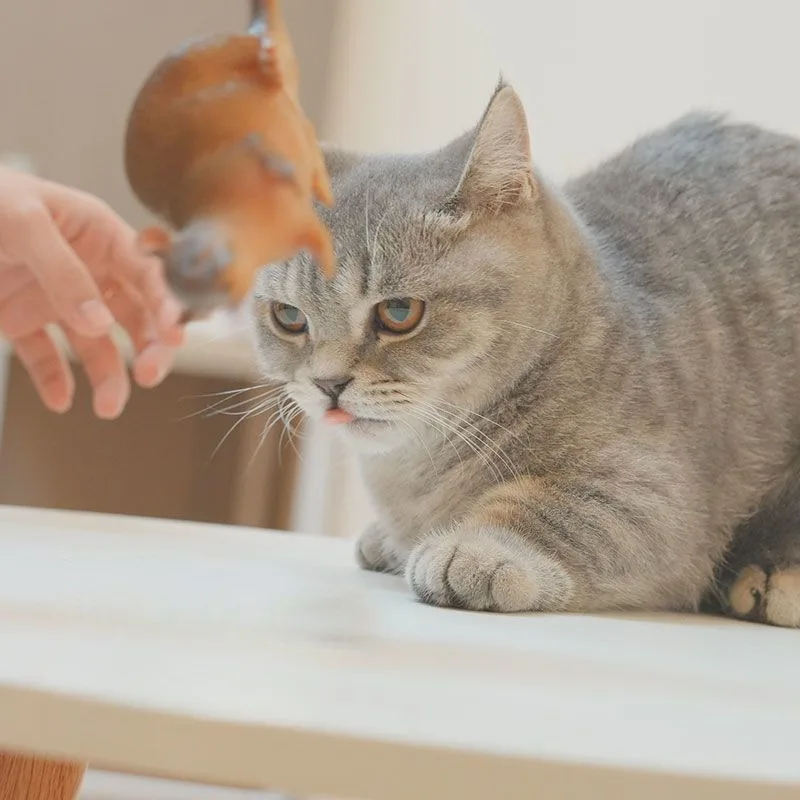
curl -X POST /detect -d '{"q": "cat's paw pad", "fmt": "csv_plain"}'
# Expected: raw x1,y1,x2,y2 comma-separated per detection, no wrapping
728,564,800,628
355,523,404,575
405,527,541,612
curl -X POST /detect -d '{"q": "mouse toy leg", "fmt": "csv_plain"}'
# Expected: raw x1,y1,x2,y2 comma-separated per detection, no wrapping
311,159,334,207
301,119,334,207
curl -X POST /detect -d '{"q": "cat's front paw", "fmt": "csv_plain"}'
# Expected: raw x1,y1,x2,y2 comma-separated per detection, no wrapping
406,525,571,613
355,522,405,575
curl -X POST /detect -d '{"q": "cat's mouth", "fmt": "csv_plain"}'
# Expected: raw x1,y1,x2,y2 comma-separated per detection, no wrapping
323,408,354,425
323,407,392,433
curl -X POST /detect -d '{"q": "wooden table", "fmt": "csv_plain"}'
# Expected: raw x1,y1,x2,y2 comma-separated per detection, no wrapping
1,505,800,800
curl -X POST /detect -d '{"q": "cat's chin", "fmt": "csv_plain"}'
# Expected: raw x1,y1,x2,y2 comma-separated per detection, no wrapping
335,418,403,455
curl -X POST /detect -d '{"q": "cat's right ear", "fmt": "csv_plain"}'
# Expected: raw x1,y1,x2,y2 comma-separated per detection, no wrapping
447,81,536,216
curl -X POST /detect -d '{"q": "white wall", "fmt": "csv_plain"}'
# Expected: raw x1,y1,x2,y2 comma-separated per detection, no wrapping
324,0,498,151
304,0,800,538
477,0,800,182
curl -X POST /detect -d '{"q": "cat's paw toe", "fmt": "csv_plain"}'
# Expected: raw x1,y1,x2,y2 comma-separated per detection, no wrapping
355,523,404,575
405,527,540,612
729,564,800,627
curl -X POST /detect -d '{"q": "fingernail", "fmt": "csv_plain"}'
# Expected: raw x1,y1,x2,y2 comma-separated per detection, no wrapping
80,300,115,330
93,376,128,420
47,394,72,414
137,359,166,388
134,346,172,388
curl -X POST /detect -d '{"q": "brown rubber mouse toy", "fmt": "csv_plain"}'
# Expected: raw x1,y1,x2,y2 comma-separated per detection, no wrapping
124,0,336,321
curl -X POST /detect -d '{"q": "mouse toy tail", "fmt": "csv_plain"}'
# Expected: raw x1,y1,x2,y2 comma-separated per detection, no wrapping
248,0,300,98
248,0,283,39
248,0,264,28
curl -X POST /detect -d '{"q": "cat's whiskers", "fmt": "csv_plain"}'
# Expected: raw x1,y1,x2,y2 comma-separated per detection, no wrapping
397,418,438,475
188,383,276,400
433,409,514,484
405,406,467,474
401,393,518,484
208,388,289,461
426,397,524,482
179,383,281,421
406,402,504,484
209,405,257,461
356,383,511,480
243,391,306,474
277,395,305,467
181,384,281,422
433,397,524,442
499,320,558,339
244,406,287,473
370,385,464,469
205,391,285,419
192,386,285,421
434,410,519,480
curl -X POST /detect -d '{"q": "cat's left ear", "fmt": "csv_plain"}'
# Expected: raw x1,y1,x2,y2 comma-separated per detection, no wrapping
449,80,536,215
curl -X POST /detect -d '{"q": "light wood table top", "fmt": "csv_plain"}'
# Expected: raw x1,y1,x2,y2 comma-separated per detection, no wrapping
0,505,799,799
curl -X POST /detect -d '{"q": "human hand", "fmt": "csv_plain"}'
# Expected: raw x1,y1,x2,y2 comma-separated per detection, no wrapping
0,165,185,419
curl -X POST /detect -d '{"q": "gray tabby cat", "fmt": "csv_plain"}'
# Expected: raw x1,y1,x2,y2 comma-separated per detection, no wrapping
253,80,800,627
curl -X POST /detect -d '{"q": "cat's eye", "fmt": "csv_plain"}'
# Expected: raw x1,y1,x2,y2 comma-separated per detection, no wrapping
374,298,426,335
271,302,308,334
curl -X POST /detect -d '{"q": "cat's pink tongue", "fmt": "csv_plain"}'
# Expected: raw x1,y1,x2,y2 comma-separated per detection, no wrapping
324,408,354,425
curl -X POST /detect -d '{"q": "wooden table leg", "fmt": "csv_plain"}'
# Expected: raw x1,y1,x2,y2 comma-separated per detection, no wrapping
0,754,85,800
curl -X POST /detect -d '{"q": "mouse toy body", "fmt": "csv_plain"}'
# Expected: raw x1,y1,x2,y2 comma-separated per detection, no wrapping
124,0,335,318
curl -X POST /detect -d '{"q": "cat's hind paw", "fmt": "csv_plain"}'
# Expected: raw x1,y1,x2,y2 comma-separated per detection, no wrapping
405,525,570,613
728,564,800,628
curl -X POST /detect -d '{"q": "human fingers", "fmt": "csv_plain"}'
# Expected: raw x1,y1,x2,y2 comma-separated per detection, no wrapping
12,328,75,413
44,186,184,340
118,246,185,342
0,273,56,341
0,199,113,338
103,280,178,389
63,326,130,420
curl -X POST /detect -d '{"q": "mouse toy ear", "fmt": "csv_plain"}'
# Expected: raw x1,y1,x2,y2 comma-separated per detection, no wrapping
136,225,174,257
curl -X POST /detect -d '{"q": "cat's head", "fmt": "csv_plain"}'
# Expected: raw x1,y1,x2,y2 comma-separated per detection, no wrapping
253,82,569,454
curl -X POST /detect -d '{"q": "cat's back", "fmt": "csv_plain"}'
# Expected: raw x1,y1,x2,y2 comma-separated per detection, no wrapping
565,113,800,287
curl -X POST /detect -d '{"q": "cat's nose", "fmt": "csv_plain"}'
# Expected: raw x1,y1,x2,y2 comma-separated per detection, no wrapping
314,376,353,403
